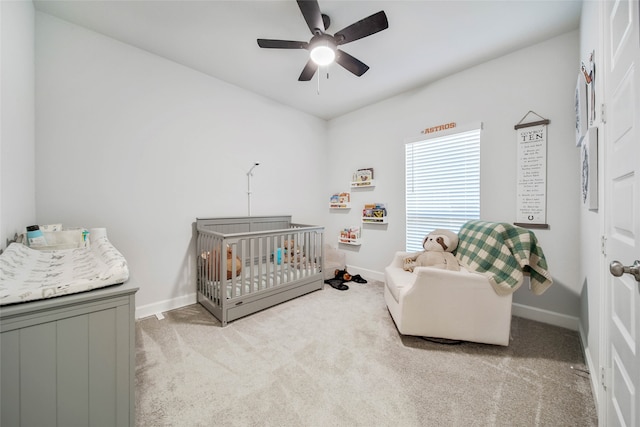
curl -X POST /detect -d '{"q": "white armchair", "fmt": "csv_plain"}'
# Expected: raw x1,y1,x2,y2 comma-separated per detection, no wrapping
384,251,513,346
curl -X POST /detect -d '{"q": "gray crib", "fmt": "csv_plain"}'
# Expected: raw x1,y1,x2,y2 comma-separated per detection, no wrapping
196,216,325,326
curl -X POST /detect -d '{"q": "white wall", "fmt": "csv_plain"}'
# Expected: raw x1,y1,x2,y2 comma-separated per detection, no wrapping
1,0,36,249
578,0,604,407
33,11,585,324
327,31,582,320
35,12,328,316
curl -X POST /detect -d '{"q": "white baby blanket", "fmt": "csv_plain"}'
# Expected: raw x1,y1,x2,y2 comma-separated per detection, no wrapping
0,229,129,305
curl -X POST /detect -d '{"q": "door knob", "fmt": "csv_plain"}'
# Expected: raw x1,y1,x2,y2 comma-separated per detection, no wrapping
609,260,640,281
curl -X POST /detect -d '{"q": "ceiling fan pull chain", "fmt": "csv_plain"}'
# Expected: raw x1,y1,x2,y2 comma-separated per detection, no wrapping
316,66,330,95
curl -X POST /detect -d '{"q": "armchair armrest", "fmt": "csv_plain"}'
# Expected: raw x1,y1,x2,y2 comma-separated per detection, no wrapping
407,266,490,300
390,251,410,269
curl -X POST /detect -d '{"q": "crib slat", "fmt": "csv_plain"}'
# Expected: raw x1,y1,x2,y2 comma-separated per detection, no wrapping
248,238,255,294
227,240,233,299
258,236,265,290
265,236,271,290
278,234,285,286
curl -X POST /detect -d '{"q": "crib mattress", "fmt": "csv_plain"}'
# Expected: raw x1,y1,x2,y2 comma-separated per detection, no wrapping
229,263,302,297
0,233,129,306
200,262,318,299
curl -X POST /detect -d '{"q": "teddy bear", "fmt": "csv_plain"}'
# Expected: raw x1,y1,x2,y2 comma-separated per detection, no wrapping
334,269,352,282
200,245,242,281
403,229,460,272
282,239,305,264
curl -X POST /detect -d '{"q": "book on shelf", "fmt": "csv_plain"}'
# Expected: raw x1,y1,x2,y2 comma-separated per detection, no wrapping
352,168,374,183
330,192,350,207
339,226,361,243
362,203,387,220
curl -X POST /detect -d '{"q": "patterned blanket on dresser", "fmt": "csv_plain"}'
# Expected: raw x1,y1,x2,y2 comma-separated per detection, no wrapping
455,220,553,296
0,231,129,305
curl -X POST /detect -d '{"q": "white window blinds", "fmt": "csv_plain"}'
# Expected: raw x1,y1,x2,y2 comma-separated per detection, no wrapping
405,128,481,252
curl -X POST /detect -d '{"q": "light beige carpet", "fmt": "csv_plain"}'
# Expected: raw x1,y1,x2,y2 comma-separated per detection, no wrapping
135,281,597,426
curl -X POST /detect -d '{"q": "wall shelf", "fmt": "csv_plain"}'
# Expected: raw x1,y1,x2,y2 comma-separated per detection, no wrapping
351,179,375,188
330,192,351,209
361,217,387,224
351,168,374,188
361,203,387,224
339,226,361,246
339,238,361,246
330,203,351,209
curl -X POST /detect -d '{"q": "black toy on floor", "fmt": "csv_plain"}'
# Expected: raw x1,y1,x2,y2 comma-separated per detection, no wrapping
352,274,367,283
334,269,351,282
324,269,368,291
324,278,348,291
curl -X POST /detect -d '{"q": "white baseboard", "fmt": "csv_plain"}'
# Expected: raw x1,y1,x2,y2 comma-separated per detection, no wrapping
511,302,579,331
578,323,601,417
136,292,197,320
134,267,383,320
345,267,580,332
134,275,579,336
345,265,384,282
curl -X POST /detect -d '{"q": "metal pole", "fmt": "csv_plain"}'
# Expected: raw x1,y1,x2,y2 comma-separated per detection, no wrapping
246,162,260,216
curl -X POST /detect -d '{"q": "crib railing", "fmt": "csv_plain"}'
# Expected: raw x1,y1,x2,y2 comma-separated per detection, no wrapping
196,220,324,308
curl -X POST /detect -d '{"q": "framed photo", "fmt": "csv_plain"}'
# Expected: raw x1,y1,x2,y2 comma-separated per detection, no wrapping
581,127,598,210
581,50,596,126
575,73,587,146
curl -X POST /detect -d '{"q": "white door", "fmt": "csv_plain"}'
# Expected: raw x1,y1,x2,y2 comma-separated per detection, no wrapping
603,0,640,425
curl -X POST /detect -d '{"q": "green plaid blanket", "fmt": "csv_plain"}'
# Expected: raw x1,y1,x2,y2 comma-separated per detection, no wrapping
455,220,553,296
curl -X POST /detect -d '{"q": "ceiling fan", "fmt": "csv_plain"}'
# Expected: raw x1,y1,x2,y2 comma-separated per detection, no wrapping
257,0,388,81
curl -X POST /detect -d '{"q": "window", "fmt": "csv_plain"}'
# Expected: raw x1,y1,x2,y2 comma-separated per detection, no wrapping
405,127,481,252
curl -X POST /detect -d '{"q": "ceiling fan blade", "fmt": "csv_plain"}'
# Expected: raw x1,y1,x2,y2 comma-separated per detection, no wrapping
334,11,388,45
335,50,369,76
298,59,318,81
257,39,309,49
297,0,324,35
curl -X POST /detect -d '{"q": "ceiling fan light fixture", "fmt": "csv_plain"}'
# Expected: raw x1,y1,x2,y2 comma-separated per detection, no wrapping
256,1,388,81
310,44,335,66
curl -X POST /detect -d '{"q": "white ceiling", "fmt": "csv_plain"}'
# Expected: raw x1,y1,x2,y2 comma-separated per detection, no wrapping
33,0,583,120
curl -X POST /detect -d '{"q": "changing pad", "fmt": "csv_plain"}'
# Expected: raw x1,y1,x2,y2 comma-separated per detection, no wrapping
0,228,129,305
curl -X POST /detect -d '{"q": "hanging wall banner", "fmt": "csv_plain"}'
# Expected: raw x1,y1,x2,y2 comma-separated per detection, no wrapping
515,123,548,228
